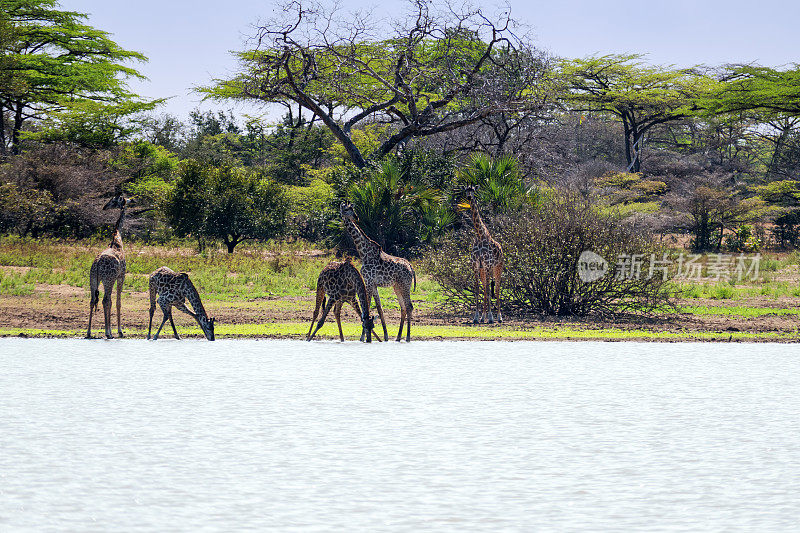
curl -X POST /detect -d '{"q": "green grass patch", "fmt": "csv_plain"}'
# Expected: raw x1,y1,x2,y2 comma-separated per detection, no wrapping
2,322,798,342
682,305,800,318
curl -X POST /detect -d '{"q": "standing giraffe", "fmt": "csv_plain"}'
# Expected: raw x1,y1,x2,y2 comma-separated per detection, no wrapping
148,267,216,341
339,202,416,342
86,194,128,339
307,259,378,342
462,185,504,323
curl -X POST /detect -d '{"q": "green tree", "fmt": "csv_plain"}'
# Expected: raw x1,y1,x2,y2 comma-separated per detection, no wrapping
113,141,178,234
204,0,547,168
258,113,334,184
0,0,153,154
699,66,800,180
167,161,288,253
560,54,714,172
707,65,800,117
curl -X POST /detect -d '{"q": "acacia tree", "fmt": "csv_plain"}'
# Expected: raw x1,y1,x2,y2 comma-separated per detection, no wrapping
560,54,714,172
0,0,152,154
708,65,800,117
704,65,800,180
205,0,548,168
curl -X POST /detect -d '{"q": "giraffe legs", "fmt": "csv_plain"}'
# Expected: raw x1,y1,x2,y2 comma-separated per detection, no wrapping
334,301,345,342
482,268,495,324
351,298,381,342
476,268,493,323
393,284,412,342
87,284,99,339
101,280,114,339
153,303,180,340
352,299,366,342
147,278,157,340
493,263,504,323
115,277,124,338
372,287,389,341
147,299,156,340
168,312,180,340
308,298,335,341
307,286,326,340
473,268,483,323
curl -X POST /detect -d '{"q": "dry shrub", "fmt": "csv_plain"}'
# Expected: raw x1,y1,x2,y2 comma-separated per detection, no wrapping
0,143,122,237
425,193,675,316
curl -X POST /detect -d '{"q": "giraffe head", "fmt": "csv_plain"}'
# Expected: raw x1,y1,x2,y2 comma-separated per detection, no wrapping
102,194,127,210
458,185,477,210
340,202,358,223
362,314,375,343
197,315,216,341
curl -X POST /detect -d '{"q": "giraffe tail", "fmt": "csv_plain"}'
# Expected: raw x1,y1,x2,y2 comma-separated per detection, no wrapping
412,266,417,292
92,266,100,312
491,279,496,298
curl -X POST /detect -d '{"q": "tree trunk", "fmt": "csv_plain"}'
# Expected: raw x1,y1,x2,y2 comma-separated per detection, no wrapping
224,235,242,253
0,103,7,156
11,100,24,155
622,114,633,170
696,213,710,251
767,122,791,178
630,123,642,173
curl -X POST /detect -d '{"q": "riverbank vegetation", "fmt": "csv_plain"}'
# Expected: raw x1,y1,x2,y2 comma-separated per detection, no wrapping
2,0,800,337
0,239,798,341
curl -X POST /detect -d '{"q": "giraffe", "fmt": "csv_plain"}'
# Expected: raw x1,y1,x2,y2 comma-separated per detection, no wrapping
461,185,504,324
306,258,378,342
86,194,128,339
147,267,216,341
339,202,416,342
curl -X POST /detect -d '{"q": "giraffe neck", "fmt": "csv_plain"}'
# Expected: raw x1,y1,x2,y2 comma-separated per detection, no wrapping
183,279,208,319
345,218,381,261
355,274,370,321
110,208,125,251
470,201,491,240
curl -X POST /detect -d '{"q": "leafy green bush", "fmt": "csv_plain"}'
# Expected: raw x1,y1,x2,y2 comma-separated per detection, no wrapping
166,161,287,253
285,179,335,242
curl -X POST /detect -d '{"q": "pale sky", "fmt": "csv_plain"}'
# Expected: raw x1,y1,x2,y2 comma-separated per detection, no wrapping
65,0,800,121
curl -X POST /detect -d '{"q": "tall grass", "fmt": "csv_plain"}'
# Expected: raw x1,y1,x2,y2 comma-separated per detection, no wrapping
0,237,332,300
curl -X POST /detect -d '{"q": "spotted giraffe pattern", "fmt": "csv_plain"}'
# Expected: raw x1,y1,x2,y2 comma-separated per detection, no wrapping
307,259,377,342
148,267,215,340
464,186,504,324
87,195,127,339
339,202,416,342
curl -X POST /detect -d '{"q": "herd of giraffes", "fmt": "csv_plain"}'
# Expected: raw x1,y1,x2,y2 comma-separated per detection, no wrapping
85,186,504,342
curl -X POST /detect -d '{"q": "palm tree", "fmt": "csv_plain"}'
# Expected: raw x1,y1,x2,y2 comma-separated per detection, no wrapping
343,160,444,255
458,153,538,213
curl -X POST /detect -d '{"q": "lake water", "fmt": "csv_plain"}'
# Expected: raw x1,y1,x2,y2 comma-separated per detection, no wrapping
1,339,799,531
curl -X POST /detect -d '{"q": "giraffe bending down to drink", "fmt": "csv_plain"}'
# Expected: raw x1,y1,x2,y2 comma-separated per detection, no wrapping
461,185,504,323
307,259,379,343
87,194,128,339
339,202,416,342
148,267,216,341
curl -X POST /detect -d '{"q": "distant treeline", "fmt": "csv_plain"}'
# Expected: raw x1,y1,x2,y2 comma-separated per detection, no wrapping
2,0,800,256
